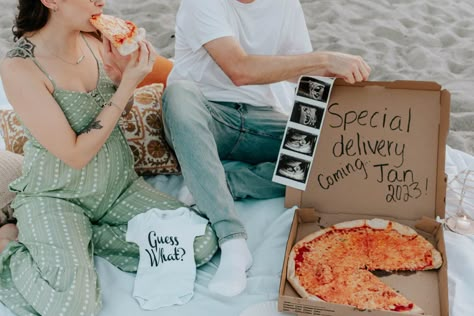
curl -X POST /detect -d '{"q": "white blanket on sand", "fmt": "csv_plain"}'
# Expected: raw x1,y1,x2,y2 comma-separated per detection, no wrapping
0,143,473,315
1,82,474,315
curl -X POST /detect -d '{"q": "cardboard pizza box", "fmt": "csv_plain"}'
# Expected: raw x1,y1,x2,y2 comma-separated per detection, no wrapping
278,79,450,316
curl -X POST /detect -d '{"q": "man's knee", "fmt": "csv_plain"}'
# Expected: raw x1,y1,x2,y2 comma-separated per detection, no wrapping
162,80,211,143
162,80,204,120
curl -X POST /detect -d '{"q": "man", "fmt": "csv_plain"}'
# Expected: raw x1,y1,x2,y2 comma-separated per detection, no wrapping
163,0,370,297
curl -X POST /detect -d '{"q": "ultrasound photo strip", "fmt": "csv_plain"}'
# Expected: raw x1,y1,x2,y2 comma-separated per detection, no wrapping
272,76,335,191
275,154,311,184
290,102,325,130
297,76,332,104
283,128,318,157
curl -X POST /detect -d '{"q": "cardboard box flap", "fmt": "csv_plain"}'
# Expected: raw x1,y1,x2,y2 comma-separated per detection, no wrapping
436,90,451,218
334,78,442,91
285,80,449,221
415,216,442,236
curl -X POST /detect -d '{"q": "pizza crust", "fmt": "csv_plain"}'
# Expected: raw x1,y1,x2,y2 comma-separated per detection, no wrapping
366,218,442,270
332,219,366,230
287,220,367,305
431,248,443,269
296,225,334,245
287,250,311,299
294,219,366,246
116,27,146,56
366,218,417,236
409,304,425,314
366,218,389,230
287,248,327,304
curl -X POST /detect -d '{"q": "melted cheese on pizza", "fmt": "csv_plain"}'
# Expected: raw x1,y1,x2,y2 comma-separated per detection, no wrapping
297,227,369,269
90,15,138,48
289,220,441,313
367,226,434,271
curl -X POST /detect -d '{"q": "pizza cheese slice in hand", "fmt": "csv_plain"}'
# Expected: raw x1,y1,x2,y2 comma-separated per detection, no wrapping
90,14,145,56
287,219,442,314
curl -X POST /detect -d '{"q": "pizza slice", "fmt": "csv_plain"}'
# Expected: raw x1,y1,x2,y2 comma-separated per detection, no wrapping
366,218,443,271
90,14,145,56
290,262,423,313
292,220,369,270
347,269,424,313
289,254,424,313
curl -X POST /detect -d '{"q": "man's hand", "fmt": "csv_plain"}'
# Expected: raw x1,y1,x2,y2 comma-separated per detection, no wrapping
322,52,371,84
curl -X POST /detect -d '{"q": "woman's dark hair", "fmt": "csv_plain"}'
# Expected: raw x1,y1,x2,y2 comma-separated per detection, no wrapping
12,0,50,42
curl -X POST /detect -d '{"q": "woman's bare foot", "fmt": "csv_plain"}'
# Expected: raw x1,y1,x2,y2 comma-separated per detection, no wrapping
0,224,18,253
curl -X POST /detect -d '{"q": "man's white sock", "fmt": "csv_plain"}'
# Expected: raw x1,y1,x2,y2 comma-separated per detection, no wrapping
208,238,253,297
177,185,196,206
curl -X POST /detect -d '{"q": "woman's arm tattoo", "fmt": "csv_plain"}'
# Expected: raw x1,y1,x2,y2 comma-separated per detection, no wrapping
81,120,103,134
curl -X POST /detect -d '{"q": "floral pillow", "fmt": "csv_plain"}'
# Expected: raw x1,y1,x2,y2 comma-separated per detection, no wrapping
0,111,27,155
0,150,23,226
0,83,180,176
120,83,180,175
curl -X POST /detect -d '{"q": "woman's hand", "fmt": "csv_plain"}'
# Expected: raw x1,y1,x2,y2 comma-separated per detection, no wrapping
102,37,131,86
120,40,157,86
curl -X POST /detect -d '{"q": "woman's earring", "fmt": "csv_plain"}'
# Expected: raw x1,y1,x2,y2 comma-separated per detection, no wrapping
53,6,58,12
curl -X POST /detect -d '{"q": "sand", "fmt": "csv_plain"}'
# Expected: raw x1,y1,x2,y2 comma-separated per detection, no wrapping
0,0,473,155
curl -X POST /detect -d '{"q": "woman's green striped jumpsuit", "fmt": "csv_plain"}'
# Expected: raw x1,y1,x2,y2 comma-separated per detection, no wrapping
0,37,218,316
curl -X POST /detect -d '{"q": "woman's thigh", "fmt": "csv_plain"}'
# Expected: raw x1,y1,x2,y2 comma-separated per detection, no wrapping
7,197,100,316
15,197,93,268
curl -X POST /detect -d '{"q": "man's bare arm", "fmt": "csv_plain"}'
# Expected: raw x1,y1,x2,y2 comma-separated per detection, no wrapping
204,36,370,85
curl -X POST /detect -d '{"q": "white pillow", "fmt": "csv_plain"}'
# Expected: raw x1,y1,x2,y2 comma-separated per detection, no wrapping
0,77,12,110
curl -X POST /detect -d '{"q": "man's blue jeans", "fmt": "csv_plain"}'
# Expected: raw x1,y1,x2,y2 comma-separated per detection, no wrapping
162,81,287,244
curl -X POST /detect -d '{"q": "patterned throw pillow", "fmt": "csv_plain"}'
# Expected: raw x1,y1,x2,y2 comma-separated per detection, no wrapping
120,83,180,175
0,110,27,155
0,150,23,226
0,84,180,175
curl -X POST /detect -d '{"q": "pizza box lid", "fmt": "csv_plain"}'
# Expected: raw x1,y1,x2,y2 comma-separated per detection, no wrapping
285,80,450,221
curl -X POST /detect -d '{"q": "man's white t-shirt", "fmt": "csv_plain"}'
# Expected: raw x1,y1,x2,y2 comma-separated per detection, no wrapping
126,207,208,310
168,0,313,114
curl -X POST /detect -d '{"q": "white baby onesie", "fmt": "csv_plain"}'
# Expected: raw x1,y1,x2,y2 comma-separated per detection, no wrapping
126,207,208,310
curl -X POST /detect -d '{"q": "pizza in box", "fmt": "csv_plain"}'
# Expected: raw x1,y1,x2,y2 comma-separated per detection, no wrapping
287,218,443,314
90,14,145,56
